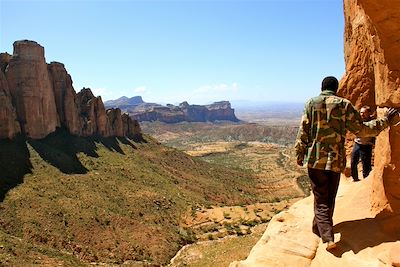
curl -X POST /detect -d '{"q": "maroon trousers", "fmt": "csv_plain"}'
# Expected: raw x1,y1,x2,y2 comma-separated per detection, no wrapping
308,168,340,243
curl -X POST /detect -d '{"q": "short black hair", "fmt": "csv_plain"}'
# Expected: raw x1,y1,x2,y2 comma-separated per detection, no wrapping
321,76,339,92
361,105,371,111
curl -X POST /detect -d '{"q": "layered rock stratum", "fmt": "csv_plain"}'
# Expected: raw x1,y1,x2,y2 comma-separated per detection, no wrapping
232,0,400,266
105,97,240,123
0,40,141,140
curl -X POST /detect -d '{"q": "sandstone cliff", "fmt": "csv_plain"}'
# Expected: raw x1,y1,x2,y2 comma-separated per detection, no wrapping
0,40,141,140
338,0,400,232
230,178,400,267
0,71,20,139
5,40,60,139
233,1,400,266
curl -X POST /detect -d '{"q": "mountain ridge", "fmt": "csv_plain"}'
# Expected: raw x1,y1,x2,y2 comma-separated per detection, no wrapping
105,96,240,123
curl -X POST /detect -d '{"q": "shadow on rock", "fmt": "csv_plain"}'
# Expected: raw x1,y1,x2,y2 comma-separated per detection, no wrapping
0,135,32,202
331,217,399,257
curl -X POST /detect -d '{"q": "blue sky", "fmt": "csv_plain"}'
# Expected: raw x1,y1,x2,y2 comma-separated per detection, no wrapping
0,0,344,105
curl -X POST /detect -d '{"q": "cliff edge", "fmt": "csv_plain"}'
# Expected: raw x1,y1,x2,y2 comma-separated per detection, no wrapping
230,176,400,267
231,0,400,266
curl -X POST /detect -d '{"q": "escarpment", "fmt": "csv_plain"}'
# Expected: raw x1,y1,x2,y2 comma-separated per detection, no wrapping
231,1,400,266
105,97,240,123
0,40,141,140
338,0,400,231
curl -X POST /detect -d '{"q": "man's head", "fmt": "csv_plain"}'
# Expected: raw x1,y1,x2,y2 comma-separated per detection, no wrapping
360,106,371,120
321,76,339,92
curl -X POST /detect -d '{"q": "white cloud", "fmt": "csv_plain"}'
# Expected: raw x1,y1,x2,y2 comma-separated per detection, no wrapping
133,86,147,94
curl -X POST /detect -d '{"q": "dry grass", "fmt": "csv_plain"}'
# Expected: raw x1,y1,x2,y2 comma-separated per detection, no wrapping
0,120,310,266
0,130,266,266
145,122,310,266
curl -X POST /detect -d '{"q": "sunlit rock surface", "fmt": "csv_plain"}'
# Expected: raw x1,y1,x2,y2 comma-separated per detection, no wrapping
338,0,400,228
0,40,141,140
234,1,400,265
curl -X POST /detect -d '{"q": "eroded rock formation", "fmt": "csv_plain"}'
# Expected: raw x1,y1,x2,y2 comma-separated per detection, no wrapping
0,40,141,140
338,0,400,231
48,62,81,135
5,40,60,139
76,88,108,137
108,99,240,123
106,108,124,137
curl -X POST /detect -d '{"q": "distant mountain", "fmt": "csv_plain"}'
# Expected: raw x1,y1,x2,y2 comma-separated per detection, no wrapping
105,96,240,123
104,96,145,108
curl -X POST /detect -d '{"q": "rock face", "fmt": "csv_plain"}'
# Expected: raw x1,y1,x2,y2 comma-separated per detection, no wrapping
0,40,141,140
106,98,240,123
233,1,400,266
0,71,20,139
122,113,141,138
5,40,59,139
230,178,400,267
230,196,320,267
48,62,81,135
338,0,400,231
0,53,11,72
106,108,124,137
77,88,108,137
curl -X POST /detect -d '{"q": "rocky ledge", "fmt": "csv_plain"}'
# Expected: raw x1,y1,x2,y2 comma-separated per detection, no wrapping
230,176,400,267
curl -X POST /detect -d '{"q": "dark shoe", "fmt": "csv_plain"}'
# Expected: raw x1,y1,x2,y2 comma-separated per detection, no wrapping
326,241,337,251
353,179,360,182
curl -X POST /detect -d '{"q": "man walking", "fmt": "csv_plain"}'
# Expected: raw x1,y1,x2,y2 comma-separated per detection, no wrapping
295,76,398,250
351,106,374,181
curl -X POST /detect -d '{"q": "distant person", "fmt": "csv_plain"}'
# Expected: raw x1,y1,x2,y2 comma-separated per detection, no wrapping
351,106,374,181
295,76,398,251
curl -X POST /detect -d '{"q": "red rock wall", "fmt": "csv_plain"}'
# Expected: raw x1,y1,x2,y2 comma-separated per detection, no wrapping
0,71,20,139
5,40,60,139
339,0,400,226
48,62,81,135
106,108,124,137
1,40,141,140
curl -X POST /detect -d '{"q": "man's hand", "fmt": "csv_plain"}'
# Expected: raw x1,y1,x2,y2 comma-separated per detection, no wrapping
384,107,399,121
297,158,304,166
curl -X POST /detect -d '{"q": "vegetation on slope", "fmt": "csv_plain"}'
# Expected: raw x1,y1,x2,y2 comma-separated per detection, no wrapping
140,121,299,148
0,129,268,266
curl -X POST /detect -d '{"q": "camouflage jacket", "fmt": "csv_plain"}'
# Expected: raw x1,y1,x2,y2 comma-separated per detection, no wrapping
295,90,389,173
